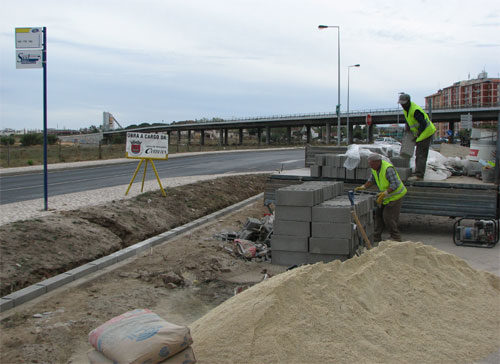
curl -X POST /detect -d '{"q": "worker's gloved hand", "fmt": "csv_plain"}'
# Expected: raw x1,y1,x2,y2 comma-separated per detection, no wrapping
376,191,388,205
354,185,366,192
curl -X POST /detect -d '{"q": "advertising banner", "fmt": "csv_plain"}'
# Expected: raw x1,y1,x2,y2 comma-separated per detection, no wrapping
126,132,169,160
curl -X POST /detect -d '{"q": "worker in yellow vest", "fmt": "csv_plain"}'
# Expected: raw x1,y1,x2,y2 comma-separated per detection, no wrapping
398,93,436,181
355,153,407,242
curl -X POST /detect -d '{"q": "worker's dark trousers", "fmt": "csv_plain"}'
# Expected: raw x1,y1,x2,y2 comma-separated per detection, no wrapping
415,136,432,178
374,198,404,242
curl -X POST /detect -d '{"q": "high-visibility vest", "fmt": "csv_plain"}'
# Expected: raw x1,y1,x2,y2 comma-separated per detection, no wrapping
403,102,436,142
372,160,407,204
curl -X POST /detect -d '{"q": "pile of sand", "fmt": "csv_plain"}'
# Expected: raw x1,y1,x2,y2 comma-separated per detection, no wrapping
191,241,500,364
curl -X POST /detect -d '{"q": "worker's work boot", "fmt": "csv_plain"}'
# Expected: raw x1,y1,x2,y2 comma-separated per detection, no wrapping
390,235,402,242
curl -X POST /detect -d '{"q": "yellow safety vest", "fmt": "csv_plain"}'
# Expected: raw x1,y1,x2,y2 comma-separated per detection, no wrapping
372,160,407,204
403,102,436,142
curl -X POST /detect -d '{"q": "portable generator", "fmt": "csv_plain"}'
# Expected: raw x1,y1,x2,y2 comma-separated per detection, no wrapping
453,218,499,248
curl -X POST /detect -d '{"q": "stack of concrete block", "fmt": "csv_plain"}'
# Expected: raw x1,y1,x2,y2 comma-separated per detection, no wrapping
390,156,411,181
309,153,372,181
272,182,374,266
309,194,374,264
272,181,344,266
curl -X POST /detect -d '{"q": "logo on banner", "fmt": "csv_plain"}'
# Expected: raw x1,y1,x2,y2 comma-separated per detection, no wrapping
130,140,142,154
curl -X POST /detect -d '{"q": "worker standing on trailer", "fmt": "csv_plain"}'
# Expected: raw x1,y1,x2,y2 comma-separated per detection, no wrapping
398,93,436,181
355,153,407,243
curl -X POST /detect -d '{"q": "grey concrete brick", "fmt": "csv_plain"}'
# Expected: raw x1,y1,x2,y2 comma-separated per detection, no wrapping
276,189,315,206
271,250,309,266
309,237,351,255
346,169,356,180
311,222,353,238
271,235,309,252
274,220,310,237
325,154,336,166
322,166,334,178
391,156,411,168
396,167,411,181
310,166,322,177
0,298,14,312
275,206,312,221
35,273,74,293
3,284,46,307
308,253,349,264
312,202,351,223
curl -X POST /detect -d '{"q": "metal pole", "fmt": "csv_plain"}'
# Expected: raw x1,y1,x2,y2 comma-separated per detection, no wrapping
495,112,499,186
347,66,350,144
42,27,48,211
337,27,340,146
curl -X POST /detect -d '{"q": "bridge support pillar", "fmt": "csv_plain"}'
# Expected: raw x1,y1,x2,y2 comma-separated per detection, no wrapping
266,126,271,145
239,128,243,145
224,129,228,145
219,129,223,146
449,122,456,143
326,123,331,144
287,126,292,145
167,131,171,145
257,128,262,146
348,124,353,145
306,125,311,144
187,130,191,145
368,124,374,143
200,130,205,146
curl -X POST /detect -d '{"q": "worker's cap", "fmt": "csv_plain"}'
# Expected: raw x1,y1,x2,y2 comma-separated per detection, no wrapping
398,93,410,104
368,153,382,162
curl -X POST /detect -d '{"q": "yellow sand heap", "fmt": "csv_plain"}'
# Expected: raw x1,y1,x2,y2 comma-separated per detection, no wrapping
191,241,500,364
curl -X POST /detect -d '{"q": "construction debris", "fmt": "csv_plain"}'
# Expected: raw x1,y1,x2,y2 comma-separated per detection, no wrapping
215,216,273,261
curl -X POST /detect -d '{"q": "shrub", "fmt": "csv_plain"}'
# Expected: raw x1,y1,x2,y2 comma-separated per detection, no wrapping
47,134,59,145
1,135,15,146
20,133,43,146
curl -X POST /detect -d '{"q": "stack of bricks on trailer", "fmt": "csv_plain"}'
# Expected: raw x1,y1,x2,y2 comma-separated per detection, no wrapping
310,152,411,182
271,181,374,266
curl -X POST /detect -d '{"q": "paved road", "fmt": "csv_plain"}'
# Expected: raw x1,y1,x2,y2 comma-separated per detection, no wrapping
0,149,304,204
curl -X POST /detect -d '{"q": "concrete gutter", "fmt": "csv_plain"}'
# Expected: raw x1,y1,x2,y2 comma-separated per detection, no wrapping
0,192,264,313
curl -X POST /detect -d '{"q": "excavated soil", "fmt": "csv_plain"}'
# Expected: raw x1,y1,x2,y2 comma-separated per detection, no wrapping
0,174,268,296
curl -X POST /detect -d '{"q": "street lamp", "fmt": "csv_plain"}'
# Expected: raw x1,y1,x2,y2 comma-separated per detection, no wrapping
347,64,360,144
318,24,340,146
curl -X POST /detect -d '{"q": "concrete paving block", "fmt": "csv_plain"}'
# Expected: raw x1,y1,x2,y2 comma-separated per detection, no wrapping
310,166,321,177
271,235,309,252
359,156,369,168
271,250,309,266
308,253,349,264
391,156,411,168
309,237,351,255
396,167,411,181
276,189,314,206
322,166,334,178
312,202,351,223
64,263,99,281
346,169,356,180
325,155,336,166
35,273,74,293
3,284,47,307
0,298,14,313
274,220,310,237
311,222,353,238
275,206,312,221
315,154,327,166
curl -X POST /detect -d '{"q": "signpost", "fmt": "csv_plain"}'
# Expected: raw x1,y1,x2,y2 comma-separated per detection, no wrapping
460,113,473,130
15,27,48,210
125,132,169,197
366,114,372,126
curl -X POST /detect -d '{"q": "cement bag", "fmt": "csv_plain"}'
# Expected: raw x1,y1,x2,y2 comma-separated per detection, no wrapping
87,346,197,364
344,144,360,170
89,309,193,364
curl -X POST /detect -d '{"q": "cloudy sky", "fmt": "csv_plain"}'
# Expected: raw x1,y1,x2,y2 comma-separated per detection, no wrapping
1,0,499,131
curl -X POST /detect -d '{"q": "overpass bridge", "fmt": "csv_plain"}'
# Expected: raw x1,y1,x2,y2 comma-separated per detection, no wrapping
103,106,500,146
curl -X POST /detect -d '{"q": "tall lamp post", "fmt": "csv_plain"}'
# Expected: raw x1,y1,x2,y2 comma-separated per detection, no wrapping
318,24,340,146
347,64,360,144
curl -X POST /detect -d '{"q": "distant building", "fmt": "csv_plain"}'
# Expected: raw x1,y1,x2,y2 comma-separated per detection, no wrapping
424,71,499,138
